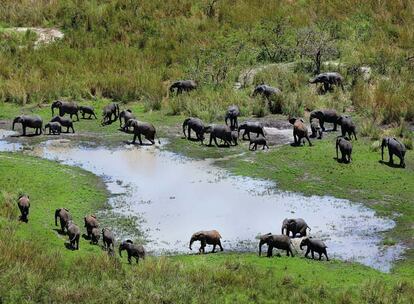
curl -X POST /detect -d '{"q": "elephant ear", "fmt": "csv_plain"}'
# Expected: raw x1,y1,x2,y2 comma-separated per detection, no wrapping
288,118,297,125
64,208,69,212
125,239,133,244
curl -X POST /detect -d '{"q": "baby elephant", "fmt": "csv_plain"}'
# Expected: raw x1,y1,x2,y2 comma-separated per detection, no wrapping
17,194,30,222
84,215,99,239
336,137,352,163
338,116,357,140
258,233,294,257
119,240,145,263
381,137,406,168
289,117,312,146
51,116,75,133
79,105,97,119
102,228,115,251
66,220,80,250
90,228,100,245
300,237,329,261
249,136,269,150
44,122,62,135
310,118,322,139
189,230,223,254
127,119,160,145
55,208,72,233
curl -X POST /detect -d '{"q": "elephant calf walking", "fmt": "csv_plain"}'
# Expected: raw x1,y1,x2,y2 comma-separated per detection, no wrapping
17,194,30,223
336,137,352,163
119,240,145,263
289,118,312,146
300,238,329,261
189,230,223,254
55,208,72,234
381,137,406,168
259,233,294,257
127,119,160,145
66,220,80,250
102,228,115,252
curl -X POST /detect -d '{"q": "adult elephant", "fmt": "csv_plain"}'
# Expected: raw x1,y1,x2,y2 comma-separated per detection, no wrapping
12,115,43,136
336,137,352,163
381,137,406,168
225,105,240,130
238,121,265,140
126,119,160,145
300,237,329,261
309,72,344,92
119,109,135,131
258,233,294,257
205,125,237,147
289,117,312,146
252,84,281,100
281,218,310,238
102,228,115,251
337,116,357,140
169,80,197,95
119,240,146,263
50,116,75,133
189,230,223,254
55,208,72,233
182,117,205,143
84,215,99,239
51,100,79,121
66,220,80,250
309,109,340,132
17,194,30,223
101,103,119,126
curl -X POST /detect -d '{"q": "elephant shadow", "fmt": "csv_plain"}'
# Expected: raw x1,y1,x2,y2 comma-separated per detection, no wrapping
334,157,350,164
290,142,307,147
11,133,40,138
207,144,231,148
378,160,404,168
64,242,77,251
119,128,134,134
183,137,202,142
124,141,155,146
52,228,66,235
18,216,28,223
82,233,91,240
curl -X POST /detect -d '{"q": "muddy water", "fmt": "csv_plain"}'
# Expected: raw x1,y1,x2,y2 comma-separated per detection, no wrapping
0,131,403,271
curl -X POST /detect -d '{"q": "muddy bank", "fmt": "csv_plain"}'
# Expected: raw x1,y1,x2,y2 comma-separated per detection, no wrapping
0,130,403,272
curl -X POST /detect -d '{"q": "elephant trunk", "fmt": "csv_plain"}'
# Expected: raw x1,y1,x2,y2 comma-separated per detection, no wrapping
336,140,339,159
281,226,285,235
12,117,20,130
381,139,386,161
258,240,264,256
189,238,194,250
54,210,58,226
119,247,123,257
182,119,189,137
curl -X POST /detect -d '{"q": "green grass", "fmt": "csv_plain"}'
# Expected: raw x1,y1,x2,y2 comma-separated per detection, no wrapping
1,152,413,303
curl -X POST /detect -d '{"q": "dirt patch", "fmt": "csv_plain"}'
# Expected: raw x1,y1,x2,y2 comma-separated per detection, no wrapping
6,27,64,47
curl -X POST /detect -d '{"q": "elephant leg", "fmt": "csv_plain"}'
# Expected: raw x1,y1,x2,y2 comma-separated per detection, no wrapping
286,249,290,257
320,121,325,132
289,248,294,257
128,254,132,264
247,132,251,141
138,134,143,145
212,244,216,253
209,134,213,146
311,250,315,260
22,126,26,136
333,123,337,131
256,132,260,138
389,151,394,164
267,245,273,257
213,136,219,147
188,128,192,139
318,252,322,261
305,135,312,146
324,250,329,261
218,240,223,251
242,131,247,140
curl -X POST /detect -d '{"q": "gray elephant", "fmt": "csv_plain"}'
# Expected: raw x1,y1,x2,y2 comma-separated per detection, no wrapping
90,228,100,245
17,194,30,223
258,233,294,257
309,72,344,92
252,84,281,100
281,218,310,238
205,125,237,147
289,118,312,146
310,118,323,139
337,116,357,140
225,105,240,130
249,136,269,151
44,122,62,135
102,228,115,251
66,220,80,250
55,208,72,233
50,116,75,133
238,121,265,140
189,230,223,254
101,103,120,125
300,237,329,261
381,137,406,168
309,109,340,132
79,105,97,119
51,100,79,121
182,117,205,143
126,119,160,145
12,115,43,136
119,109,135,131
336,137,352,163
84,215,99,239
119,240,146,263
169,80,197,95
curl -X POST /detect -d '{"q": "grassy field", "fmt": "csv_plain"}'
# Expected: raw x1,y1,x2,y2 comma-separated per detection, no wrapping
1,152,413,303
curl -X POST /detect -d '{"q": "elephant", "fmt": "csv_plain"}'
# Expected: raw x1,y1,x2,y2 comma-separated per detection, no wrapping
119,240,146,263
51,100,79,121
225,105,240,130
119,109,135,131
126,119,160,145
50,116,75,133
44,122,62,135
252,85,281,100
289,118,312,146
336,137,352,163
238,121,265,140
204,125,237,147
300,237,329,261
55,208,72,233
84,215,99,239
102,228,115,251
189,230,223,254
309,72,344,92
249,136,269,151
101,103,120,125
182,117,205,143
310,118,323,139
90,228,100,245
169,80,197,95
17,194,30,222
258,233,294,257
12,115,43,136
66,220,80,250
309,109,340,132
79,105,97,119
381,137,406,168
281,218,310,238
337,116,357,140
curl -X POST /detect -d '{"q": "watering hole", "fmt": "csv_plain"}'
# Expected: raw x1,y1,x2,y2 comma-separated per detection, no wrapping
0,130,404,272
